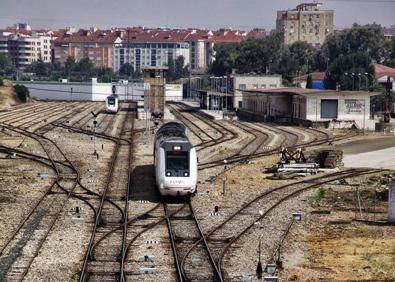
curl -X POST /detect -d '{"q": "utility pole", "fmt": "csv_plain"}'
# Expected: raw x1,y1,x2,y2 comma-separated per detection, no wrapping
384,76,392,123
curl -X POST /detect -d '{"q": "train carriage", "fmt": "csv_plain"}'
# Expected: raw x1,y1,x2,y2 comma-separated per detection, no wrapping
154,122,197,196
106,94,119,113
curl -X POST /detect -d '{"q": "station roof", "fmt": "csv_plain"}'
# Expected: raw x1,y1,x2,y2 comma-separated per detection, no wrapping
293,72,325,82
374,63,395,81
241,87,378,96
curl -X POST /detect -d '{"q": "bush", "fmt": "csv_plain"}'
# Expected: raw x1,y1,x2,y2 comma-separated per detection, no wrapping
0,77,3,86
14,84,30,103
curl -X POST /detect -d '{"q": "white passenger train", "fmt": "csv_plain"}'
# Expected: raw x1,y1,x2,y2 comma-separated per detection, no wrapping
105,94,119,113
154,122,198,196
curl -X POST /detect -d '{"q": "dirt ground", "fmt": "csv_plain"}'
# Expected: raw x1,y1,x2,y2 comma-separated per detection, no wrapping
281,173,395,281
0,80,21,110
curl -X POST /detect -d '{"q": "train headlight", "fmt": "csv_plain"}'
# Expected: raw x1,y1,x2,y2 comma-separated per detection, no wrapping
166,171,172,177
184,172,189,177
173,145,181,151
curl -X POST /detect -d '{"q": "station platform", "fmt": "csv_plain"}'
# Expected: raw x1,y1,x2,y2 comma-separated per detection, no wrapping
179,100,224,120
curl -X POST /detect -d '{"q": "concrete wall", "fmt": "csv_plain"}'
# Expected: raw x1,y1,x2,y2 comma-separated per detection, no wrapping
234,75,282,109
18,80,148,101
19,81,93,101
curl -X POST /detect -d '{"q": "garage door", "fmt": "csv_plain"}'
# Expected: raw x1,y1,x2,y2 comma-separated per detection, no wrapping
321,99,338,119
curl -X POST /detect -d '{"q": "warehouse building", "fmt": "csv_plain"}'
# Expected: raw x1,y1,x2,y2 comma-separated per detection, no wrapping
240,88,378,130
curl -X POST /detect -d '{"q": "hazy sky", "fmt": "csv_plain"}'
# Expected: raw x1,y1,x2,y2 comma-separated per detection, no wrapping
1,0,394,30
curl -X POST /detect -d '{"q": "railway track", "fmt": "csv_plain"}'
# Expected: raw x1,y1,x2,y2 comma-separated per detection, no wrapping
0,123,80,281
164,201,222,282
79,103,134,281
181,168,380,280
0,102,125,280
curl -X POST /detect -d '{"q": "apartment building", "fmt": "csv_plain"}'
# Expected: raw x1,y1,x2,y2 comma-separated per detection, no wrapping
113,29,190,72
0,29,52,68
53,27,119,69
112,28,264,73
21,25,264,73
276,3,334,47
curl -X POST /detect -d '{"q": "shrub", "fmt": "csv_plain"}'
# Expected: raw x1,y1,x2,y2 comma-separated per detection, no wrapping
0,77,3,86
14,84,30,103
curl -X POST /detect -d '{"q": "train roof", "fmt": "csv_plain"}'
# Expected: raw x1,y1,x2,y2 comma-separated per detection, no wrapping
155,122,187,139
107,94,119,98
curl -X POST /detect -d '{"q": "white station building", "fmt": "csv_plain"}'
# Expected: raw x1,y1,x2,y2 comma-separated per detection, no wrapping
240,88,379,130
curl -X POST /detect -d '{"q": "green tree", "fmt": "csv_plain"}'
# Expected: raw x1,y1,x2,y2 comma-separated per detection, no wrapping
323,24,384,90
166,56,189,82
65,57,76,76
289,41,315,74
210,43,240,76
0,53,15,75
383,37,395,68
14,85,30,102
119,63,134,77
77,58,93,74
27,59,52,77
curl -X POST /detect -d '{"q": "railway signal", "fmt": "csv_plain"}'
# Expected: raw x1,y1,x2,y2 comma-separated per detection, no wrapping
221,175,227,194
256,238,263,278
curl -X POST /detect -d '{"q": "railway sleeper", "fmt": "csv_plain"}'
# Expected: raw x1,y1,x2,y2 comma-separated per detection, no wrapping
169,214,193,220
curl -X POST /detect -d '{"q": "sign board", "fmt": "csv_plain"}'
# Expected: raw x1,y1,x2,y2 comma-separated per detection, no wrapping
345,99,364,115
165,84,182,91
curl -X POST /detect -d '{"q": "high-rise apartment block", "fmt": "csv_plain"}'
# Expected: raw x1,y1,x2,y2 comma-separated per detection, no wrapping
276,3,334,47
0,24,52,68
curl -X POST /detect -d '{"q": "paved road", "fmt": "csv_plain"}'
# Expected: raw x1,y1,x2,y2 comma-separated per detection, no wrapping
343,146,395,170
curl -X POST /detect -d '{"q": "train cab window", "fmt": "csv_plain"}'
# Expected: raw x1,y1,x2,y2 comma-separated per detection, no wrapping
166,151,189,172
108,98,115,105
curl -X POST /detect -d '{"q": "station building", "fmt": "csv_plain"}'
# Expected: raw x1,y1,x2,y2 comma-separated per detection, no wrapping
239,88,378,130
198,74,282,111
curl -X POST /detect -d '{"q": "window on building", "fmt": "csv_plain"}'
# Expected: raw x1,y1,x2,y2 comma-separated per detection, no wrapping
252,84,258,89
269,84,277,88
321,99,338,119
239,84,246,90
261,84,266,88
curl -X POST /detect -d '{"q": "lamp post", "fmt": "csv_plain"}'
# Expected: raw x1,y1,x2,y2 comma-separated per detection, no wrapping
366,73,375,90
345,72,355,90
363,73,369,90
357,73,362,91
351,72,355,90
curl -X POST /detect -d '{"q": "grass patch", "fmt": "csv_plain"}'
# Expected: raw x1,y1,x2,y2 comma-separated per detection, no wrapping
308,188,326,207
345,225,383,238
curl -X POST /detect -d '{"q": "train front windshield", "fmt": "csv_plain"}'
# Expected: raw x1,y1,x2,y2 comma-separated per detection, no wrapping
166,151,189,172
108,97,116,105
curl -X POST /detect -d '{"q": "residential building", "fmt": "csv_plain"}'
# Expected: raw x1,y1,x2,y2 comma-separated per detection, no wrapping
383,27,394,41
53,27,120,69
0,28,52,68
276,3,334,47
113,29,190,72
